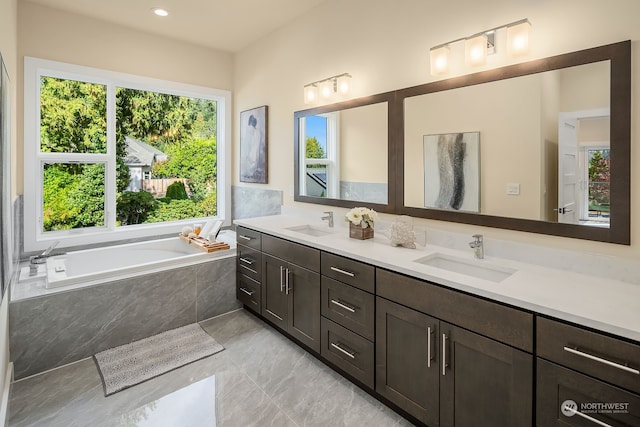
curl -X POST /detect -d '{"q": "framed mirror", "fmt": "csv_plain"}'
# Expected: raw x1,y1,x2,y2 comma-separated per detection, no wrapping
397,41,630,244
294,92,398,212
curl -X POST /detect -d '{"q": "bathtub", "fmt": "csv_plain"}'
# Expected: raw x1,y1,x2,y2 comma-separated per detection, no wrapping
45,230,236,289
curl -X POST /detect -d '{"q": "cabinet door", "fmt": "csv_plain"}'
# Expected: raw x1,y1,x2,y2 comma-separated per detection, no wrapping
261,254,288,330
537,358,640,427
376,297,440,426
287,263,321,353
440,322,533,427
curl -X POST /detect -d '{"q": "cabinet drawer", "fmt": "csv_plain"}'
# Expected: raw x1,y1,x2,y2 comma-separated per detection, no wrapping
237,245,261,282
321,317,374,389
236,226,262,250
537,358,640,426
262,234,320,272
321,252,375,293
237,274,261,314
377,268,533,352
537,316,640,395
321,277,374,341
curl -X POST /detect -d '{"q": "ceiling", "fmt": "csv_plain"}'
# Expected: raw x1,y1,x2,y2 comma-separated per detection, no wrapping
22,0,327,53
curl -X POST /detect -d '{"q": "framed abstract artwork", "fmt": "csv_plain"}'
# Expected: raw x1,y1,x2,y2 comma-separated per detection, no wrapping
423,132,480,212
240,105,268,183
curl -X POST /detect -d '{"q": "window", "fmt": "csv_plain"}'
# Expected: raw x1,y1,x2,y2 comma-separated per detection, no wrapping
24,57,231,251
582,147,610,224
299,113,339,198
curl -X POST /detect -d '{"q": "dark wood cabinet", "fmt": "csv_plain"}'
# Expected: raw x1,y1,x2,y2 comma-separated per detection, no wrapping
439,322,533,427
376,297,440,426
261,246,321,353
376,297,533,427
537,358,640,426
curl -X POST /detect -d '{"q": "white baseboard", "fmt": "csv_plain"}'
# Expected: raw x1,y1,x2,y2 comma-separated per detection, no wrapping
0,362,13,427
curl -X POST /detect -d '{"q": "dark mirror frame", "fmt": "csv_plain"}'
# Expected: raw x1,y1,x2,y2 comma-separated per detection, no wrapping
396,40,630,244
294,91,398,213
293,40,630,244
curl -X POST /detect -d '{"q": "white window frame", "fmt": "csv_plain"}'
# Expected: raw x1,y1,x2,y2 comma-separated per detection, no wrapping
298,112,340,198
24,57,231,252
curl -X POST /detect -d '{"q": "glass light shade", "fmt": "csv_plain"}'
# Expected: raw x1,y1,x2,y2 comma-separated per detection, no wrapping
465,34,488,66
319,79,334,99
304,85,318,104
152,8,169,16
430,46,450,75
336,74,351,95
507,21,532,57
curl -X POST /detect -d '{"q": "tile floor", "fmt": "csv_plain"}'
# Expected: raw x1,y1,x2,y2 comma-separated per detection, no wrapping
8,309,413,426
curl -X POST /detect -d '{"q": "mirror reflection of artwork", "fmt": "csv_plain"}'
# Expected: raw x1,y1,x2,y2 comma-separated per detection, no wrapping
424,132,480,212
240,105,268,183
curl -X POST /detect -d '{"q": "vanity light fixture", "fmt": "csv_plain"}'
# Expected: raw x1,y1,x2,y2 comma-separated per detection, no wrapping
429,19,531,76
303,73,352,104
151,7,169,17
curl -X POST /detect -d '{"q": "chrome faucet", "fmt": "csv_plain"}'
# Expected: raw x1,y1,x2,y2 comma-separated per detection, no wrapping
30,240,61,265
321,211,334,228
468,234,484,259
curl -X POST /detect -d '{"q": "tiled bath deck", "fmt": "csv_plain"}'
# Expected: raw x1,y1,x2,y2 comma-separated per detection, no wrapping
8,309,412,427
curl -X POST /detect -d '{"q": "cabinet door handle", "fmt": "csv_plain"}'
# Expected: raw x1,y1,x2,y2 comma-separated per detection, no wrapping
563,346,640,375
331,342,356,359
330,266,355,277
330,299,356,313
239,257,254,265
442,333,449,376
238,235,253,241
562,403,614,427
239,287,255,296
279,266,285,292
427,326,433,368
285,268,291,295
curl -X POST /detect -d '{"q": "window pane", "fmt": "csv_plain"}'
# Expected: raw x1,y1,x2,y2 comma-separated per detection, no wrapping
115,88,218,226
40,77,107,153
43,163,105,231
305,115,328,160
587,149,610,219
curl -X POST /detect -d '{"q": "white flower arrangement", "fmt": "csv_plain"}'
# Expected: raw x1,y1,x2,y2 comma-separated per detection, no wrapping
345,207,377,229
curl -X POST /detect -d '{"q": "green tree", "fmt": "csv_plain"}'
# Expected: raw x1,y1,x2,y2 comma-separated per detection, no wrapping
116,191,157,225
165,181,188,200
306,136,325,159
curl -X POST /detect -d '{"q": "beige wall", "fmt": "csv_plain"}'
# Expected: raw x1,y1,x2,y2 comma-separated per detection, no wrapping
340,102,387,183
0,0,17,412
16,1,234,194
234,0,640,259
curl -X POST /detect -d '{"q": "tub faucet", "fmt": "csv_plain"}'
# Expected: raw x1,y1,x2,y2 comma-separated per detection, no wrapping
30,240,61,265
468,234,484,259
321,211,334,228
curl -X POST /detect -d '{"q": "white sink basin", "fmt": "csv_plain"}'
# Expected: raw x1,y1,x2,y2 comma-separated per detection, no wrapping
414,253,516,283
286,224,337,237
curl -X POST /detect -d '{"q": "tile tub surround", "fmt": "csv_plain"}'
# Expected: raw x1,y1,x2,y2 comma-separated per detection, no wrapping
232,185,282,220
10,255,239,380
235,214,640,342
8,310,411,427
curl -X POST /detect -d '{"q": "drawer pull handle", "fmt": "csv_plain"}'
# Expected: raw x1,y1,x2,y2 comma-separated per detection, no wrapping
285,268,291,295
280,266,285,292
239,257,254,265
562,403,613,427
238,235,253,241
330,266,355,277
330,299,357,313
239,287,255,296
427,326,433,368
563,346,640,375
331,342,355,359
266,309,283,321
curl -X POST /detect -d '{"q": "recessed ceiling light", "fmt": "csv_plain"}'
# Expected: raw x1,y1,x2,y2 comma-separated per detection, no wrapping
152,8,169,17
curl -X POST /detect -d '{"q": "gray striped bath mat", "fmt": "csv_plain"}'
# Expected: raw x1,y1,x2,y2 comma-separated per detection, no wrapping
94,323,223,396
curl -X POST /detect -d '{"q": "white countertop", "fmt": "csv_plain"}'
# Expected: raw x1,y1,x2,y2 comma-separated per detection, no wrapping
235,214,640,343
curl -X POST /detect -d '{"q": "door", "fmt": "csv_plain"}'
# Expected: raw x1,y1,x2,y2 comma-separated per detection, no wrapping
287,263,321,353
440,322,533,427
558,113,579,224
537,358,640,426
261,253,288,330
376,297,440,426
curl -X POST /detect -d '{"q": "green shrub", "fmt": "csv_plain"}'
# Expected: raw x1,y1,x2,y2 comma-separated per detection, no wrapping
116,191,157,225
165,181,188,200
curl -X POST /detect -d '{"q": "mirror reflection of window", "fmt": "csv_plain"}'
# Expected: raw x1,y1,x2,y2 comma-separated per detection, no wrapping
301,113,339,198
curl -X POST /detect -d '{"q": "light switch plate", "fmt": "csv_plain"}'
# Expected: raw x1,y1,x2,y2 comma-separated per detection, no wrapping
506,183,520,195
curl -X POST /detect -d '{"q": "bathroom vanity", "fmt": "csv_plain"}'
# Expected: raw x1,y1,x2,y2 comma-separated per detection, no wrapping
235,215,640,427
